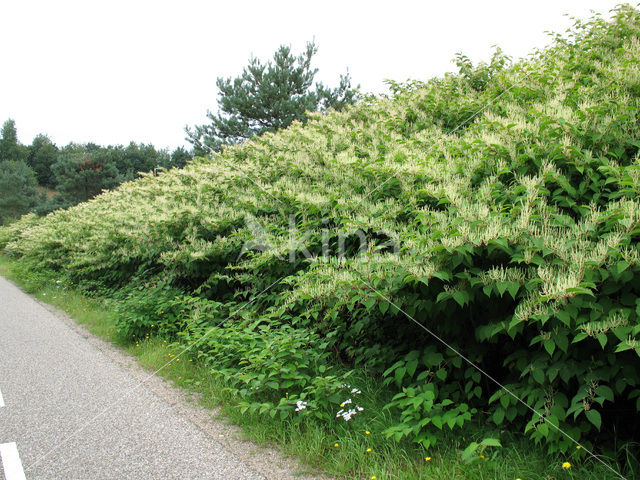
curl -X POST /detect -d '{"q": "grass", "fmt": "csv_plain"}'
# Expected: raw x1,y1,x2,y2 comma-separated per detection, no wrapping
0,254,633,480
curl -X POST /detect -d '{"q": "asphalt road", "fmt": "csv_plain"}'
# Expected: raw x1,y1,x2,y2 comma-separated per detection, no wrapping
0,276,267,480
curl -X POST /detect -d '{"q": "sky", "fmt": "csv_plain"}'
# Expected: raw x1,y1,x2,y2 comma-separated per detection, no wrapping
0,0,625,151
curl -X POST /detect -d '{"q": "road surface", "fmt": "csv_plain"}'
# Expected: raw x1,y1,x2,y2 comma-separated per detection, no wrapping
0,276,314,480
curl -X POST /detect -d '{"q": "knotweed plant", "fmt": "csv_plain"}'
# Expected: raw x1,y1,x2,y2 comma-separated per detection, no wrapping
2,5,640,460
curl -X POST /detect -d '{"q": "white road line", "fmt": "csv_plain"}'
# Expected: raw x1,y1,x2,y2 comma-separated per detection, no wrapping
0,386,4,408
0,443,27,480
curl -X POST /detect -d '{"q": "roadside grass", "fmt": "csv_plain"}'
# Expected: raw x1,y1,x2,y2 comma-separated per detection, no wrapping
0,254,631,480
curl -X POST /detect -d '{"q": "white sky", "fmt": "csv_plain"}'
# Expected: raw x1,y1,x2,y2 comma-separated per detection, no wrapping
0,0,624,151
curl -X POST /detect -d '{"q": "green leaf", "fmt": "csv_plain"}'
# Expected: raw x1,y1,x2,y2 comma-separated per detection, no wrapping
543,340,556,356
406,359,419,378
379,301,390,315
596,332,608,349
532,367,545,384
493,409,505,425
507,282,519,300
424,351,444,367
555,334,569,353
556,310,571,327
452,290,469,307
595,385,614,403
537,422,549,437
585,409,601,430
431,416,443,429
481,437,502,447
572,332,588,343
617,260,631,275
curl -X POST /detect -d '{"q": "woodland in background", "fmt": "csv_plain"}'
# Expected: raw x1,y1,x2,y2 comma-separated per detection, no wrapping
0,119,191,224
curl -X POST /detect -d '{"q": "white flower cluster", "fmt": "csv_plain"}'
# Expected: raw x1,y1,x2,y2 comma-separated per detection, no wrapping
337,406,364,421
295,400,308,412
336,398,364,421
339,384,362,395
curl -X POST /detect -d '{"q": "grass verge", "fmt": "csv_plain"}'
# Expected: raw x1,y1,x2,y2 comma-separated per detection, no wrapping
0,254,631,480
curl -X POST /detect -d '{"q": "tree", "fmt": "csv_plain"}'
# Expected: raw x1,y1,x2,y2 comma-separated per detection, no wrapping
104,142,167,181
52,146,121,204
168,146,191,168
0,160,38,224
28,134,58,187
186,41,358,154
0,119,28,163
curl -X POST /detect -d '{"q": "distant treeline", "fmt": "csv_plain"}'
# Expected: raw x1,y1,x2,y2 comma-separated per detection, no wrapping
0,119,192,224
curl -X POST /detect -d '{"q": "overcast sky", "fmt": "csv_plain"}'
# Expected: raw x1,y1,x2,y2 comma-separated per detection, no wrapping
0,0,624,151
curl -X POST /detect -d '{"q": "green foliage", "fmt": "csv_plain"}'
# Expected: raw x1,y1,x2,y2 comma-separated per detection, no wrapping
3,6,640,471
185,316,352,422
0,160,38,224
186,41,359,153
454,47,512,92
52,146,122,203
168,146,192,169
28,134,58,187
0,119,28,163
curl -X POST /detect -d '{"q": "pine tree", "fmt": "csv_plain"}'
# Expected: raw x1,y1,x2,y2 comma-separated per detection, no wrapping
186,42,358,154
0,119,28,163
52,147,121,204
28,134,59,187
0,160,38,224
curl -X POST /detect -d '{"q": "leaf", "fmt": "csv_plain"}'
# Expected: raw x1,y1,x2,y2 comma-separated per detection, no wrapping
452,290,469,307
481,437,502,447
585,409,602,430
379,301,390,315
537,422,549,437
596,333,608,349
543,340,556,356
617,260,631,275
431,416,443,429
595,385,614,403
556,310,571,327
572,332,588,343
493,409,505,425
431,270,452,282
507,282,520,300
532,367,545,384
406,359,419,378
555,334,569,353
424,351,444,367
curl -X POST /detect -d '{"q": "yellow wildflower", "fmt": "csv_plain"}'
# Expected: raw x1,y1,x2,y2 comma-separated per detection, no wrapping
425,457,431,462
366,448,372,453
562,462,571,469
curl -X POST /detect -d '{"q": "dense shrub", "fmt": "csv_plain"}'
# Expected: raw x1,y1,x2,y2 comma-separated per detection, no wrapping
2,5,640,458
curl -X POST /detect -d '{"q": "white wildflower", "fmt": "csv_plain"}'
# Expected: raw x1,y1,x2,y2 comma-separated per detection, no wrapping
295,400,308,412
336,404,364,421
